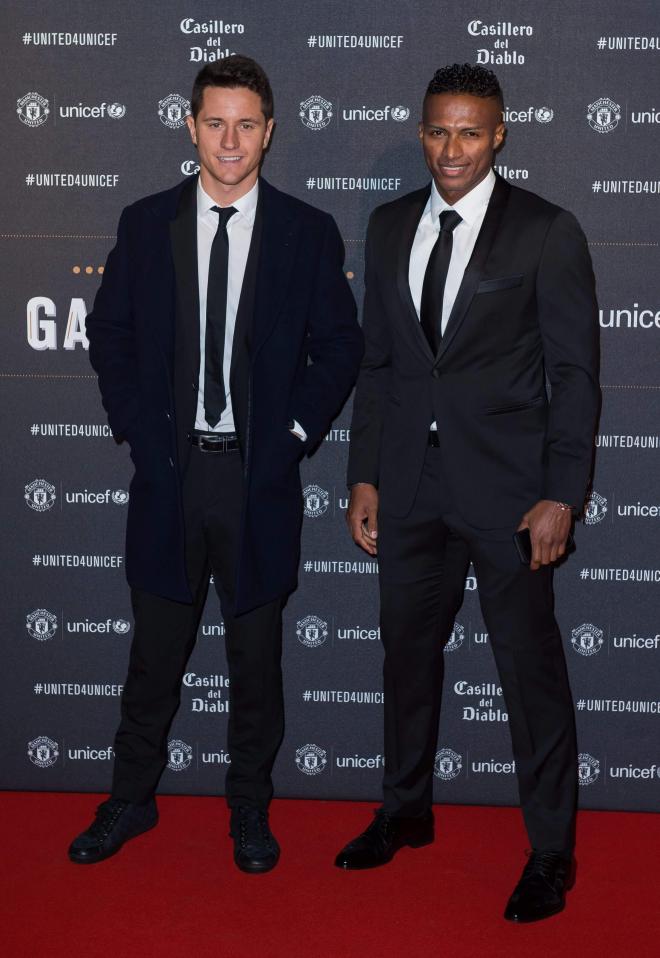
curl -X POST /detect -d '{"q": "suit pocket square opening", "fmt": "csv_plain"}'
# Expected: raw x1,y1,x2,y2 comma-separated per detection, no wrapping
483,396,544,415
476,274,524,294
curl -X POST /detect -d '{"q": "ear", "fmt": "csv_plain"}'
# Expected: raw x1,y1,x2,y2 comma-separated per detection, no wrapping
185,114,197,146
263,117,274,149
417,121,424,141
493,122,505,148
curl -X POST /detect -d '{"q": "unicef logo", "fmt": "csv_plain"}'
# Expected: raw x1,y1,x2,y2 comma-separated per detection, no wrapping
434,748,463,781
181,159,200,176
391,105,410,122
571,623,604,657
158,93,190,129
17,92,49,127
534,106,553,123
112,619,131,635
444,622,464,653
303,484,329,518
24,479,56,512
587,97,621,133
578,752,600,785
584,491,608,525
299,95,333,131
295,743,327,775
26,609,57,641
28,736,59,768
107,102,126,119
112,489,129,505
167,739,193,771
296,615,328,648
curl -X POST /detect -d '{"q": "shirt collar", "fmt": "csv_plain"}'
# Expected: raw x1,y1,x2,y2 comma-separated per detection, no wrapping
430,168,496,228
196,176,259,225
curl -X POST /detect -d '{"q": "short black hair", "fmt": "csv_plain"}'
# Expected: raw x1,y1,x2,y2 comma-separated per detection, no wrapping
191,54,273,120
425,63,503,110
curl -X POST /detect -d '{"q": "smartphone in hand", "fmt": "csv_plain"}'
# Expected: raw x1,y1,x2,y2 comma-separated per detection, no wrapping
513,528,575,565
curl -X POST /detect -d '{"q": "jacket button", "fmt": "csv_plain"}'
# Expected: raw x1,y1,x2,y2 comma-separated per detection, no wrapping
431,368,440,379
168,457,174,468
165,411,171,421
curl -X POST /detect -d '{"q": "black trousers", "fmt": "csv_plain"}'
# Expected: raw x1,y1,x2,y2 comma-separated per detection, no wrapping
379,446,577,853
111,445,284,808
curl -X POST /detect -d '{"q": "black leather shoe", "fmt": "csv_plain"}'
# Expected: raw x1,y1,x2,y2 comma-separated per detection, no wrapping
335,808,434,869
230,806,280,874
504,850,575,922
68,797,158,864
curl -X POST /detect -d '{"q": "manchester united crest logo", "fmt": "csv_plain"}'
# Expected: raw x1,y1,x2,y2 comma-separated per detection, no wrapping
587,97,621,133
299,95,333,131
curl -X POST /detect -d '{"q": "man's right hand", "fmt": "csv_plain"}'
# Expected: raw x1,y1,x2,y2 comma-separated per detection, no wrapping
347,483,379,555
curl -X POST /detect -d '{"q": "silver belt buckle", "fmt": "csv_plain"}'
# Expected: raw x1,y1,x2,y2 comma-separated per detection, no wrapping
201,434,223,452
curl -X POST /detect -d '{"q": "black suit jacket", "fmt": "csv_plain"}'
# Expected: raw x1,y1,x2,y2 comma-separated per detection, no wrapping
87,176,363,613
348,174,600,530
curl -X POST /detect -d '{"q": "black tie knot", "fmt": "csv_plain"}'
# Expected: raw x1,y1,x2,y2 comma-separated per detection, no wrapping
439,209,462,233
211,205,238,230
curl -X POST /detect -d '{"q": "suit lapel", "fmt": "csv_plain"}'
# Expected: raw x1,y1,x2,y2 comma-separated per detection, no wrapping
252,178,298,356
435,175,511,363
169,176,199,449
169,175,199,351
229,189,263,449
395,186,434,361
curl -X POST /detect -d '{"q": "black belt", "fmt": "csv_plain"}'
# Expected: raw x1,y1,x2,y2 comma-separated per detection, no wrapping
428,431,441,448
188,432,240,453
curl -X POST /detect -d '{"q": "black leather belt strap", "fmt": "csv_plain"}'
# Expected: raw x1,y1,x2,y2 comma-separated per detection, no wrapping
188,432,240,453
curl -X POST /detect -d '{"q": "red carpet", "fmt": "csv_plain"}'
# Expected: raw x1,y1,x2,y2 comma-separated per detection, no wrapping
2,793,658,958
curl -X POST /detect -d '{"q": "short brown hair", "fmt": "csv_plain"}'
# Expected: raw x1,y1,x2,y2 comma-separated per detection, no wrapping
191,54,274,120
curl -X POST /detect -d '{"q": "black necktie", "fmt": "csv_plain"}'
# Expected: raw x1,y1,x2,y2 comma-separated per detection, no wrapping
204,205,237,428
420,208,462,354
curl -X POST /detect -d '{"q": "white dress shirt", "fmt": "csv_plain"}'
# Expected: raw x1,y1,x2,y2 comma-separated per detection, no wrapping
194,178,306,440
409,169,496,334
194,178,258,433
408,169,496,429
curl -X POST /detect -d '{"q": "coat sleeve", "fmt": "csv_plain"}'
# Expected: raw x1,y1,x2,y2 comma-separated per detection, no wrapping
346,209,392,487
288,214,363,446
536,209,601,511
86,207,140,441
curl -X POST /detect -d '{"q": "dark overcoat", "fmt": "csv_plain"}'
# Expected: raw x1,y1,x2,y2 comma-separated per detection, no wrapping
87,176,363,613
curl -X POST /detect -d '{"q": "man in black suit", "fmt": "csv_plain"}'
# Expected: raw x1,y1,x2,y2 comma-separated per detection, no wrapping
335,64,599,922
68,55,362,872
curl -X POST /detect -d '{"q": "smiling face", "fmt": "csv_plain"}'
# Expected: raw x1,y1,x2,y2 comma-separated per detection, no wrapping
419,92,505,204
186,85,273,204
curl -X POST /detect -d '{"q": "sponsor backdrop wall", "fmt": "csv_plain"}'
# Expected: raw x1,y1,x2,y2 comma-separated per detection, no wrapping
2,0,659,810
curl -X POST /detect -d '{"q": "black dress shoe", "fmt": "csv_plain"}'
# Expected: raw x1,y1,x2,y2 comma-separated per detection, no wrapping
504,850,575,922
230,806,280,874
68,797,158,864
335,808,434,869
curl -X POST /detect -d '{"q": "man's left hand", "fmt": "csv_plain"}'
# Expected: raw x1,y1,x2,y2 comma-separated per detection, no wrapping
517,500,573,571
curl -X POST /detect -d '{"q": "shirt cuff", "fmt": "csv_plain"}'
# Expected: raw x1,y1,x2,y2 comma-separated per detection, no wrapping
289,419,307,442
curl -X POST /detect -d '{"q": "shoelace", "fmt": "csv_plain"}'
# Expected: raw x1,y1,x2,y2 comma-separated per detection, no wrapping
238,809,274,848
371,811,392,829
89,799,128,841
522,851,567,886
364,811,393,848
